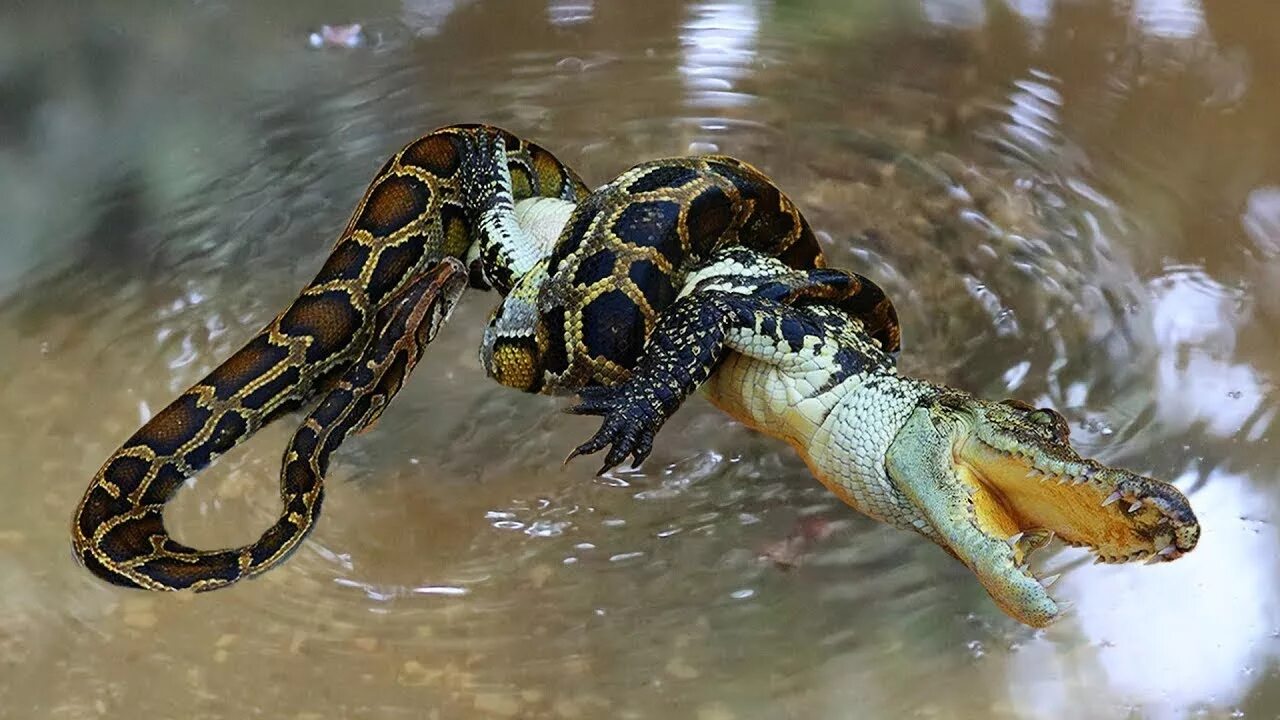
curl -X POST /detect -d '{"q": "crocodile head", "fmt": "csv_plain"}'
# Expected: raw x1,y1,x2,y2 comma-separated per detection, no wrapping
888,391,1199,627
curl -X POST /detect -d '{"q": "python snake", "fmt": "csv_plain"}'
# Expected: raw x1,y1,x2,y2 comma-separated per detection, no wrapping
73,124,899,591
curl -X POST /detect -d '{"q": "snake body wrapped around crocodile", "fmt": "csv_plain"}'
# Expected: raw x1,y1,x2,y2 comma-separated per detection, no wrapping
72,125,1199,626
72,124,879,591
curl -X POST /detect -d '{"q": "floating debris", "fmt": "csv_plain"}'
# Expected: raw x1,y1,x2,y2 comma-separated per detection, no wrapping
758,515,836,569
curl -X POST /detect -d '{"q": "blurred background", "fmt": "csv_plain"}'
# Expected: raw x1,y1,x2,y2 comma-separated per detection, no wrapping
1,0,1277,718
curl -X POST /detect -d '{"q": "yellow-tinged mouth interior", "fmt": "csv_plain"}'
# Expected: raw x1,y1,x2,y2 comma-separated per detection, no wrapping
953,435,1183,564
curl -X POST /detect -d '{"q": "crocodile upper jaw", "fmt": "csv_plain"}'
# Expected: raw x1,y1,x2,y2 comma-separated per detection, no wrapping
954,434,1197,564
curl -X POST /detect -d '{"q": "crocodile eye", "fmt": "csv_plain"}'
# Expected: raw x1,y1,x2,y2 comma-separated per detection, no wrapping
1028,409,1055,425
1029,408,1069,438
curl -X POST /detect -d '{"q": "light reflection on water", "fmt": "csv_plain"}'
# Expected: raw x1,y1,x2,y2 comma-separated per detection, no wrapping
1,0,1278,718
680,0,759,112
1150,266,1263,439
1067,472,1279,719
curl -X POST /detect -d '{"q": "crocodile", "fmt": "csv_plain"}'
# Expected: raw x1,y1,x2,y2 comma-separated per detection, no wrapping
521,199,1199,628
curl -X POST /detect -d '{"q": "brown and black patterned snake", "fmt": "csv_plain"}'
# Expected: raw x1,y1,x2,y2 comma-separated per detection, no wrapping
71,124,896,591
73,258,469,590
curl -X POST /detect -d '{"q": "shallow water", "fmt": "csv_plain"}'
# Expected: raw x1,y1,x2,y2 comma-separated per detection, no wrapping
2,1,1279,718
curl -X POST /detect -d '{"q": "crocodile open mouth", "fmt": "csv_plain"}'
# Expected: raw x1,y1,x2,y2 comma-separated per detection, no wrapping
946,434,1199,625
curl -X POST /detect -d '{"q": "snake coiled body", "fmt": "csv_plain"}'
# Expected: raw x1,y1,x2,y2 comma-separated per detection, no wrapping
72,124,891,592
96,260,467,589
72,125,587,590
479,154,885,395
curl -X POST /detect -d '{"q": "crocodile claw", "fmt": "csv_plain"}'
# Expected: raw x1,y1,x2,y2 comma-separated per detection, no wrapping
565,386,661,474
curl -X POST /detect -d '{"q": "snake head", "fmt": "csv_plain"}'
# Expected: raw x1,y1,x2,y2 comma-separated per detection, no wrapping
888,392,1200,627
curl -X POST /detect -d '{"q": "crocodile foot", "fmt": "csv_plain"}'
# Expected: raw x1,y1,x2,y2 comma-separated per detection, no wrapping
564,384,661,474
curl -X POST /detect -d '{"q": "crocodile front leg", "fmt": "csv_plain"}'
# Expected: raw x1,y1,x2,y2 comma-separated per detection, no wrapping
565,290,753,473
567,277,887,473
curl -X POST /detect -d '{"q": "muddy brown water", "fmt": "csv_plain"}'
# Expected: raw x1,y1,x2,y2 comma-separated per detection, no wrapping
1,1,1278,718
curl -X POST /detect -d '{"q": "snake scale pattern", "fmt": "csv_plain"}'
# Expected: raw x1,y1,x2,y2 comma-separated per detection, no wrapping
71,124,894,591
72,126,588,589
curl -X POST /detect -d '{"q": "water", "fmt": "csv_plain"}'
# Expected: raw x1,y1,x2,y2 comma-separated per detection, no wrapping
1,1,1277,718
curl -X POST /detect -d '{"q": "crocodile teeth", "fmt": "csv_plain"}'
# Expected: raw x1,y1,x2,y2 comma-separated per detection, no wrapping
1093,555,1107,565
1039,573,1061,588
1018,563,1030,574
1158,545,1177,557
1102,491,1123,507
1007,532,1024,547
1128,501,1143,513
